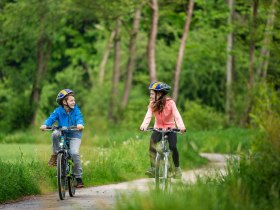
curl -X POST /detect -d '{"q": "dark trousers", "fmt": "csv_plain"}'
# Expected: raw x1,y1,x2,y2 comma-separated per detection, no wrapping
149,131,179,167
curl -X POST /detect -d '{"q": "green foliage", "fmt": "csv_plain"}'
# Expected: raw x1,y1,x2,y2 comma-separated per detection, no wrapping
0,132,36,144
0,160,55,203
116,160,279,210
187,127,260,154
120,86,150,130
0,84,33,132
83,139,148,185
177,134,208,169
239,84,280,201
182,100,226,131
1,0,279,133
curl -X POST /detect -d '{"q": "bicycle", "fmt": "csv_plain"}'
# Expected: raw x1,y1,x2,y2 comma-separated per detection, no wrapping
43,126,78,200
146,127,181,192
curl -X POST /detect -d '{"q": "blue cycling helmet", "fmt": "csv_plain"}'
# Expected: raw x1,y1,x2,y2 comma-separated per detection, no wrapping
148,81,171,93
56,89,74,105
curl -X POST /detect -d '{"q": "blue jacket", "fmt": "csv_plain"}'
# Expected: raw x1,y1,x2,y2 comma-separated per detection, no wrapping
44,105,84,139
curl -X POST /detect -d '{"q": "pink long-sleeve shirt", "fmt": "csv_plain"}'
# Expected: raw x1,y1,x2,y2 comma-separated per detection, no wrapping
140,99,186,130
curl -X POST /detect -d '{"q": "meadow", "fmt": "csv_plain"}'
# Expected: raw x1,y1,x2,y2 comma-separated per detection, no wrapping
0,126,258,204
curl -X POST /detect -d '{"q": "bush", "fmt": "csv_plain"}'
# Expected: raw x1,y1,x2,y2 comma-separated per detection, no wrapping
182,100,226,131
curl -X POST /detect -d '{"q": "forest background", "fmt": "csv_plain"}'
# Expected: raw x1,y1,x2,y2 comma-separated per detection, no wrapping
0,0,279,134
1,0,280,208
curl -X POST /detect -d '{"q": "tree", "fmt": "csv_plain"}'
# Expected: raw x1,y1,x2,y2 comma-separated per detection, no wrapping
121,7,141,108
172,0,194,102
243,0,259,124
147,0,158,82
108,18,122,121
257,0,277,82
99,30,116,85
226,0,234,124
0,0,64,127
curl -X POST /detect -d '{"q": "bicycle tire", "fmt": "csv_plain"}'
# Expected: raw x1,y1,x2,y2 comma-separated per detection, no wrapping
68,159,76,197
166,154,174,192
57,153,67,200
155,155,168,191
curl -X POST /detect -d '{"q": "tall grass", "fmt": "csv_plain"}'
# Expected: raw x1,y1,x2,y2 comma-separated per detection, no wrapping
0,160,56,203
116,158,280,210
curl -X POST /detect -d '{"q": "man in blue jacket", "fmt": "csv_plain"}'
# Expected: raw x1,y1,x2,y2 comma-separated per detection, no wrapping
40,89,85,188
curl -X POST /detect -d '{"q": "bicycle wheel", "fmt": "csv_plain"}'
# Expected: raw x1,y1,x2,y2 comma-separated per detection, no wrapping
68,159,76,197
155,154,168,191
57,153,67,200
166,154,174,192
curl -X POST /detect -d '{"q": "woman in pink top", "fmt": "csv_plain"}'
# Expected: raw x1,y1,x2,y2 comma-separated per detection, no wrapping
140,81,186,178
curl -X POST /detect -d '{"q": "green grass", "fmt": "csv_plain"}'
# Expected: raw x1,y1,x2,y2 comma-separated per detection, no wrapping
116,160,280,210
187,127,261,154
0,126,256,204
0,144,51,162
0,137,204,203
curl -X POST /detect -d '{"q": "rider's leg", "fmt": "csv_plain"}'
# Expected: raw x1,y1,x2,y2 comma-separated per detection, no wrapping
168,133,182,178
150,131,162,166
146,131,161,175
69,138,82,177
168,132,179,167
48,130,60,166
149,138,157,167
51,130,60,154
69,138,84,187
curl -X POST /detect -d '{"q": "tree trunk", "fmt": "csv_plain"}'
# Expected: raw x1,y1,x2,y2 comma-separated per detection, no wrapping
30,35,52,125
99,30,116,85
257,0,277,82
172,0,194,102
121,7,141,108
226,0,234,124
243,0,258,125
248,0,258,91
147,0,158,82
108,19,121,122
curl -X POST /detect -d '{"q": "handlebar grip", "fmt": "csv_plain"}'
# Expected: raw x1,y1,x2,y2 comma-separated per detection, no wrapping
172,128,181,132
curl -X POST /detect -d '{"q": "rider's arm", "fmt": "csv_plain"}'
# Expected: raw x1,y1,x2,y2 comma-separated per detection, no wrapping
44,108,59,127
73,105,84,130
171,101,186,132
140,105,153,130
74,105,84,126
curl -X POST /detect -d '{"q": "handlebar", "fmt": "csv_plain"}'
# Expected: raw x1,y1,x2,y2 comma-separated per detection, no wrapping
145,127,182,133
42,126,80,131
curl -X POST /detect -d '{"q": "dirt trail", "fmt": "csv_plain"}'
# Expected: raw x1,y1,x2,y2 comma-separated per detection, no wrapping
0,153,230,210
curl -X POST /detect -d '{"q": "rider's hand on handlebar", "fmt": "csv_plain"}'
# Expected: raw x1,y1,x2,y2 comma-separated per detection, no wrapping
40,125,47,131
180,128,186,133
140,126,147,131
77,124,84,130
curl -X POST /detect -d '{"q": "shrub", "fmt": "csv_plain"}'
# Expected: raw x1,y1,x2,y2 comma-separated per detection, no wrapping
182,100,226,131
